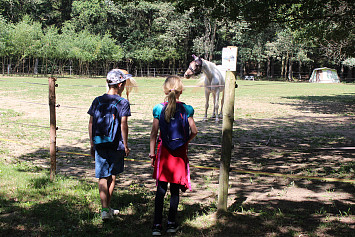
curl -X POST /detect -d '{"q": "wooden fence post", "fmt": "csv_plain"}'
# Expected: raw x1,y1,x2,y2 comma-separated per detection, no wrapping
49,77,57,180
218,46,238,212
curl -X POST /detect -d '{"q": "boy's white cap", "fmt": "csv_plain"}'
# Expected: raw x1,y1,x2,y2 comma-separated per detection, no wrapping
106,69,132,85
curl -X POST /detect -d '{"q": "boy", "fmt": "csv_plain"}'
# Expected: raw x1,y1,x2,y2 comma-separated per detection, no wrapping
88,69,131,220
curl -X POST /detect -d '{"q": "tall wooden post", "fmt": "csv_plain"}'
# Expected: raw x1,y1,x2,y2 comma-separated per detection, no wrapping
218,47,237,212
49,77,57,180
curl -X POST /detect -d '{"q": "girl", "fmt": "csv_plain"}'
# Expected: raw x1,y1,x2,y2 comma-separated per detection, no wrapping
149,76,198,235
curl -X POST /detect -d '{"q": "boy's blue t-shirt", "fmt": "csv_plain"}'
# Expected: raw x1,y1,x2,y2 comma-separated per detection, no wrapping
153,102,194,119
88,94,131,150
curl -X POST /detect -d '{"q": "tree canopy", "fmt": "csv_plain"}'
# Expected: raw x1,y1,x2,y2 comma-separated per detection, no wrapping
0,0,353,79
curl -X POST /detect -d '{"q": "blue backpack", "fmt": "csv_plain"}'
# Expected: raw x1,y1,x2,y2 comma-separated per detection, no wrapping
93,97,123,148
159,102,190,150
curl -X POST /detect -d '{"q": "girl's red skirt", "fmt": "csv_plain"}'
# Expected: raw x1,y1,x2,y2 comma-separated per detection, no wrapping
153,141,191,191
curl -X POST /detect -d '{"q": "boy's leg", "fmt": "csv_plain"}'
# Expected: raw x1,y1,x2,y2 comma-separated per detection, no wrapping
168,183,180,223
154,181,168,225
99,176,111,208
107,175,116,206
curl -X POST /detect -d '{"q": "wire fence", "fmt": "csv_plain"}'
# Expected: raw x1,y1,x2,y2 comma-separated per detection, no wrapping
1,65,188,78
0,77,354,184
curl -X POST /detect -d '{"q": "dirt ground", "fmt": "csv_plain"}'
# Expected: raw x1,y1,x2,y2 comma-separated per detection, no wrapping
0,78,354,236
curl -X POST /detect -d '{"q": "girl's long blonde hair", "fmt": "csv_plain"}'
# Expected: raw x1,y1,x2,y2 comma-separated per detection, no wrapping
163,76,184,123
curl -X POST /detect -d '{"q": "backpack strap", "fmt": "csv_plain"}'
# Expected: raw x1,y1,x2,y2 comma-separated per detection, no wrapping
114,98,123,107
160,101,186,118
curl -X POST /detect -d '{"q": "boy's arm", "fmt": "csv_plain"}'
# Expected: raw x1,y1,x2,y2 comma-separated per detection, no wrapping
149,118,159,167
88,116,95,158
121,116,130,156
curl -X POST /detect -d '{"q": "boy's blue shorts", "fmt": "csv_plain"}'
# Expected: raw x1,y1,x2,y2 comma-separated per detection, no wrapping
95,149,125,178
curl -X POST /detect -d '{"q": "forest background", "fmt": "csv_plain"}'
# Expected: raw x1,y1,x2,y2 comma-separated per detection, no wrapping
0,0,354,81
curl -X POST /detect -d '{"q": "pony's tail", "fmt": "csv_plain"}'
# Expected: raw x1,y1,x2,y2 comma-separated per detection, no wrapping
164,90,177,123
125,77,138,93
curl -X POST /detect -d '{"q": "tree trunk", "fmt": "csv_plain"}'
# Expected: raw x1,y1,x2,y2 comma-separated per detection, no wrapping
271,57,274,78
288,57,293,81
35,58,39,74
203,17,217,61
347,66,353,81
45,58,48,76
281,56,285,78
267,57,270,78
28,57,31,74
2,56,4,75
340,64,344,80
257,61,261,77
299,61,302,80
284,53,289,80
210,21,217,61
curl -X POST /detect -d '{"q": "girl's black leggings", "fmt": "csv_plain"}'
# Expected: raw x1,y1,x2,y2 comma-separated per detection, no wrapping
154,181,180,224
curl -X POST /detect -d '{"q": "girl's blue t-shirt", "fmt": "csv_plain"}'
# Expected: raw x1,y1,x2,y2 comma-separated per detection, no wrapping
153,102,194,119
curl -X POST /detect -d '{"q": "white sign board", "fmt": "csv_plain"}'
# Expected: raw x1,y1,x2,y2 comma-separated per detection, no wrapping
222,47,237,71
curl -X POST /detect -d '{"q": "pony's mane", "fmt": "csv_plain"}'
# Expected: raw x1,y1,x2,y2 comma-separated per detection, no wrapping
201,58,218,77
202,58,218,67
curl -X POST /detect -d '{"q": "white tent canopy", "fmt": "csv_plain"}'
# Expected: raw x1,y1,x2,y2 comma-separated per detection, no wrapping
309,67,340,83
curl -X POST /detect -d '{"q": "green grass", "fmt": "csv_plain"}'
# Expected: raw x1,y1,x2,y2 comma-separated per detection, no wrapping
0,76,354,236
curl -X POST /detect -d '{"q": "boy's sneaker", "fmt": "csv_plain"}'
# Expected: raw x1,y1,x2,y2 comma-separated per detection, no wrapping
167,222,180,233
109,207,119,216
152,224,162,236
101,210,113,220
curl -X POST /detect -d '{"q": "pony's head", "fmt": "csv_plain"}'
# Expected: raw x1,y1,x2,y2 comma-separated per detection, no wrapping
184,54,203,78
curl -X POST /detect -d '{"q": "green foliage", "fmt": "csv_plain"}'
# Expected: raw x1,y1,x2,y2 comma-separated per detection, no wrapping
0,15,11,57
9,16,43,59
0,0,353,77
71,0,110,35
343,58,355,67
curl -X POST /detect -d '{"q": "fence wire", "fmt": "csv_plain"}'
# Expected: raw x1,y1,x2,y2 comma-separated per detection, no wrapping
1,77,354,185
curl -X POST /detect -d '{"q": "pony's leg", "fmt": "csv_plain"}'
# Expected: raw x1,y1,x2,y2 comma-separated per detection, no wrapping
211,92,216,118
219,90,224,118
204,89,210,121
213,91,220,121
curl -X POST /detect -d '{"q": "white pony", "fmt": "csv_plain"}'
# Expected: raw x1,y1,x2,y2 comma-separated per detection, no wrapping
184,55,225,121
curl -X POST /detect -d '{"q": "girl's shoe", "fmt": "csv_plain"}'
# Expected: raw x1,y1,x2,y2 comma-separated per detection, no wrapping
167,223,180,233
152,224,162,236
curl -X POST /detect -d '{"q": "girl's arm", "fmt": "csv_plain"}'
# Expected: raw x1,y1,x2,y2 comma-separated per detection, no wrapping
149,118,159,167
188,117,198,143
121,116,130,157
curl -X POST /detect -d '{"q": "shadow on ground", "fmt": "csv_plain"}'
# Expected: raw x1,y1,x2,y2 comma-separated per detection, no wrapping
1,94,355,236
